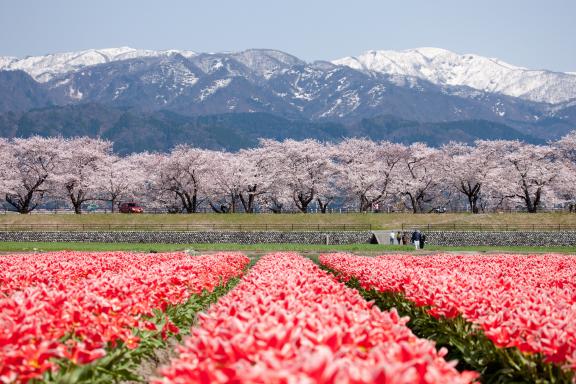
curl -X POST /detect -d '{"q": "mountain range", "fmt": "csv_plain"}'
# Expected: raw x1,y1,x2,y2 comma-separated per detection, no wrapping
0,47,574,152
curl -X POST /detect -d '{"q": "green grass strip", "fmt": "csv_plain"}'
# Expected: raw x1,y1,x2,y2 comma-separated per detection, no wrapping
1,241,575,254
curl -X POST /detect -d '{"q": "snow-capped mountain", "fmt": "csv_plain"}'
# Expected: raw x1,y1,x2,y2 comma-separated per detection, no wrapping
0,47,575,144
2,46,574,105
0,47,197,83
333,47,576,104
32,49,547,124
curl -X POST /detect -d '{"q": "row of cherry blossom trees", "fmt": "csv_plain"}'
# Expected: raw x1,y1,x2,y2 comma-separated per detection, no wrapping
1,133,575,214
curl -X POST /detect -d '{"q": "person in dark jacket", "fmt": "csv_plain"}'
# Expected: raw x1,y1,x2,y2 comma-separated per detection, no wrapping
402,232,409,245
411,230,421,250
420,233,426,249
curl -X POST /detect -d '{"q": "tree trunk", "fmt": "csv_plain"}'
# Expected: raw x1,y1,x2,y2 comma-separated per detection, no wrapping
67,185,84,214
5,176,46,214
268,199,283,214
6,193,35,214
297,202,309,213
404,192,420,213
209,201,229,213
460,182,481,214
239,185,257,213
191,190,198,213
230,193,237,213
294,190,314,213
468,194,479,214
359,196,370,212
177,190,198,213
359,194,383,213
316,198,330,213
523,186,542,213
465,191,480,214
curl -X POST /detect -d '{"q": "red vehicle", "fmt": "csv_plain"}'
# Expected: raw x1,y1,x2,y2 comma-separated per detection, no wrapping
119,202,144,213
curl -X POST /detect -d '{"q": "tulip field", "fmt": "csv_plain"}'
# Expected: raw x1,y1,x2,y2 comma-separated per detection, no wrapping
154,253,476,383
0,251,250,383
2,251,576,383
320,253,576,382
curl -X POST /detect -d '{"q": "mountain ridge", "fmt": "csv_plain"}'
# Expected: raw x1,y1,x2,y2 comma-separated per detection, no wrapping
332,47,576,104
0,47,575,148
2,46,574,104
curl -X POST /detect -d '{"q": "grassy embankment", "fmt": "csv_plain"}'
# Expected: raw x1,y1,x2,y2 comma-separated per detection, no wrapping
1,212,575,253
1,212,575,229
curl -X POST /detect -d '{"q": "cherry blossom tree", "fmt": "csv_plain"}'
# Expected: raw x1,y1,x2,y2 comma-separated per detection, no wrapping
488,141,560,213
54,138,112,214
205,152,240,213
553,130,576,163
0,137,65,213
552,131,576,210
441,141,501,213
258,139,336,213
0,140,17,208
95,154,146,212
237,147,274,213
258,176,292,213
150,146,214,213
206,148,272,213
399,143,444,213
333,139,406,212
111,151,164,212
251,145,291,213
2,135,573,215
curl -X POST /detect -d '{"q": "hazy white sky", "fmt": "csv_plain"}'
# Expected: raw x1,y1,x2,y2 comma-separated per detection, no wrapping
0,0,574,72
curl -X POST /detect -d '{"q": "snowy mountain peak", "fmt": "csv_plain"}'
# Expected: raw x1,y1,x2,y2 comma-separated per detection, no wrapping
333,48,575,103
409,47,454,58
234,49,303,65
230,49,305,78
0,47,197,82
333,47,526,74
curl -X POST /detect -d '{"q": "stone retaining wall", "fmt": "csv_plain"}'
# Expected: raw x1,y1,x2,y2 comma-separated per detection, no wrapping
1,230,573,246
0,231,373,245
423,231,576,247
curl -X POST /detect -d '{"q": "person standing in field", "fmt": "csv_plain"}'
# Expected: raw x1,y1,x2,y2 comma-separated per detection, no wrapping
389,231,396,244
396,231,402,245
420,232,427,249
402,232,409,245
411,230,421,250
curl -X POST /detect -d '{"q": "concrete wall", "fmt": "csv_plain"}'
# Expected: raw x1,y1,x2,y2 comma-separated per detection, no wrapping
0,231,373,245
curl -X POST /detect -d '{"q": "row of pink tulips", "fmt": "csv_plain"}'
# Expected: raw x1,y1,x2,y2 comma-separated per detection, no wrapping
319,253,576,371
156,252,477,383
0,251,249,383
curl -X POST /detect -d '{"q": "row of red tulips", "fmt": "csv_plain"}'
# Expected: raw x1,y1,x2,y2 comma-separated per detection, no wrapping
319,253,576,377
155,252,477,383
0,251,250,383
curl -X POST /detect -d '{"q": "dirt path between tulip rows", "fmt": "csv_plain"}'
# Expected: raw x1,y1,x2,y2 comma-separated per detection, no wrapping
121,338,180,384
